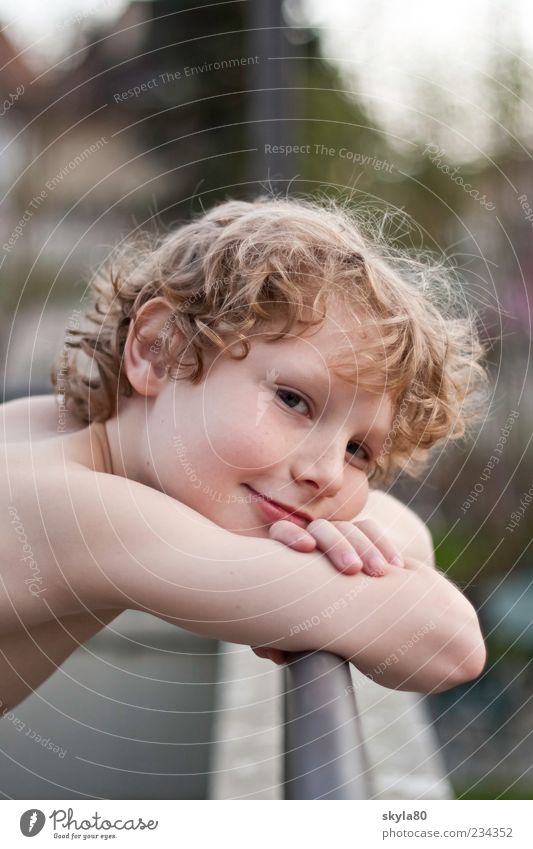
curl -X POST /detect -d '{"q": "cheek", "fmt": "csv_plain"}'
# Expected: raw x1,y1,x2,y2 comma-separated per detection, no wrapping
206,426,281,472
202,391,291,469
328,476,369,521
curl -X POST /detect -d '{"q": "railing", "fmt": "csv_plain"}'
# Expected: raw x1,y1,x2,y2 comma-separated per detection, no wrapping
283,651,372,799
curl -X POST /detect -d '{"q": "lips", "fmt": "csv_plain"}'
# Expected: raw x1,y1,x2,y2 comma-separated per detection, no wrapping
245,485,311,529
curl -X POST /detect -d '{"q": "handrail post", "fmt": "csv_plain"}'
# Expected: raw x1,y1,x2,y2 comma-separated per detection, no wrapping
283,651,372,799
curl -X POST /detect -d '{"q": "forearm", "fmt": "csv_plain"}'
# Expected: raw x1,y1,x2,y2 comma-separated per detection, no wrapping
144,551,484,692
345,559,485,692
30,469,485,693
349,490,484,690
113,492,484,692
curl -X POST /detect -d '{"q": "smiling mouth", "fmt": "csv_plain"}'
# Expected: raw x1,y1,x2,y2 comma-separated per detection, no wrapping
244,485,311,529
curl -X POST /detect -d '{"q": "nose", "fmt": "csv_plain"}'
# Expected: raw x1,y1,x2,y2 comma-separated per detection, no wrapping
290,440,346,499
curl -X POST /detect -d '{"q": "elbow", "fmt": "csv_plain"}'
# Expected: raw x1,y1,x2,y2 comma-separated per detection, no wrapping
453,632,487,686
432,625,487,693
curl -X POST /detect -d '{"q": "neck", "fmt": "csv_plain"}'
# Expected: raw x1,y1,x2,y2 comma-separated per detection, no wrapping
103,394,153,485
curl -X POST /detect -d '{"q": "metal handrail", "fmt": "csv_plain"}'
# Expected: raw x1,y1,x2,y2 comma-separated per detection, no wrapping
283,651,373,799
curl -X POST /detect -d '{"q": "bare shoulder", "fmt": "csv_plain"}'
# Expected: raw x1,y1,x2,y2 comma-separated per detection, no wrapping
1,394,83,442
359,489,435,567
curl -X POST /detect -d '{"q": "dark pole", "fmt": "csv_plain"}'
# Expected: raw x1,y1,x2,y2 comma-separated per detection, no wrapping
246,0,296,188
283,651,373,799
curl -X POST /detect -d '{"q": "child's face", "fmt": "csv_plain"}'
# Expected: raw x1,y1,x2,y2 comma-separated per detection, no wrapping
140,310,394,537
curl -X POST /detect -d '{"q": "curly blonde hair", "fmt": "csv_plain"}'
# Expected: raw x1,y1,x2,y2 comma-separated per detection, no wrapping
52,194,490,486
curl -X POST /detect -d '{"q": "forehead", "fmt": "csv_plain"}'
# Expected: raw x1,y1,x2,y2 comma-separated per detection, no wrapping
253,306,382,379
245,311,394,413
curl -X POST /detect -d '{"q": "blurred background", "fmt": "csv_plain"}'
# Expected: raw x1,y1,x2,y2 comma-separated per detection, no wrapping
0,0,531,801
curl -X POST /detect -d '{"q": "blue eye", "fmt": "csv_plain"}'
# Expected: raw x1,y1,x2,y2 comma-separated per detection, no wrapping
347,441,374,473
347,440,369,460
276,389,310,416
276,389,374,474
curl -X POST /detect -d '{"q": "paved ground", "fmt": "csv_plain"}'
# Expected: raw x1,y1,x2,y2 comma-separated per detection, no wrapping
0,613,218,800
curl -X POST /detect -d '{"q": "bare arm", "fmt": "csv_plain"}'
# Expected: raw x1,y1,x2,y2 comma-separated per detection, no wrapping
0,611,122,712
7,464,484,694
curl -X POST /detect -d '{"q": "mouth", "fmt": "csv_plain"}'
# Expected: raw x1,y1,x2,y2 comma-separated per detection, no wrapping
244,485,311,529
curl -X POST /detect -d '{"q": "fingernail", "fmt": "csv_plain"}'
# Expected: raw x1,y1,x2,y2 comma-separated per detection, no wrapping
294,534,311,544
391,555,404,568
342,552,362,569
368,554,387,574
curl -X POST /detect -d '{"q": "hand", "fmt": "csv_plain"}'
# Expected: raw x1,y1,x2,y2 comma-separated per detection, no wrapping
251,646,288,665
268,517,405,577
252,518,405,666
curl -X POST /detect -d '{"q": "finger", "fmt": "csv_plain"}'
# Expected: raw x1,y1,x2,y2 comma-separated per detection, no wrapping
267,649,287,665
305,519,363,574
269,520,317,552
252,646,287,665
353,518,404,568
328,521,393,577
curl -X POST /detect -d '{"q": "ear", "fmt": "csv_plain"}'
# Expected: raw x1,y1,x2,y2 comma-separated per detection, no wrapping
123,297,178,397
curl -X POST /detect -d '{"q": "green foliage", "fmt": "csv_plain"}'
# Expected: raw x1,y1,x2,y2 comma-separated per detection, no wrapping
433,531,482,584
453,779,533,801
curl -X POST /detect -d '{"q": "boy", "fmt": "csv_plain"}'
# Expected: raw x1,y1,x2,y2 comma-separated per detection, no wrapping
1,196,488,711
